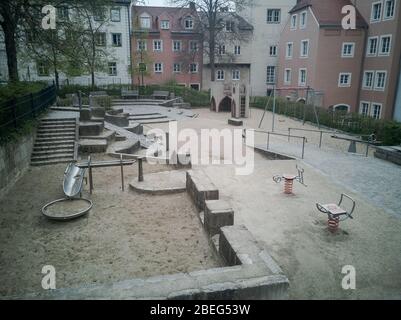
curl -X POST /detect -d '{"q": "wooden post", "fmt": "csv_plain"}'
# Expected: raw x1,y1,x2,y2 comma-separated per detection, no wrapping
88,156,93,194
120,154,125,191
138,157,144,182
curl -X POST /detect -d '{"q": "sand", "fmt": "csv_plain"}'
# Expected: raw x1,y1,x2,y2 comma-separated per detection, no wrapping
0,156,220,298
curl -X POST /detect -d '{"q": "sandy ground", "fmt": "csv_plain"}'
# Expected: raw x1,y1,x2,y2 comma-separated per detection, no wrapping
144,107,401,300
0,155,220,298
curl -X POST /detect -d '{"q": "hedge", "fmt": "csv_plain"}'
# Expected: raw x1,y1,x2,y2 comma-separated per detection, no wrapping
251,96,401,146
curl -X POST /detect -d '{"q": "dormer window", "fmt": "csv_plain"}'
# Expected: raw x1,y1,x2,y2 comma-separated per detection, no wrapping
185,16,194,29
226,21,234,32
161,20,170,29
140,16,151,29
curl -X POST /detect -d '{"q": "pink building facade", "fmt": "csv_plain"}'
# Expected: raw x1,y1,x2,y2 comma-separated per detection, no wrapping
131,5,203,90
277,0,368,112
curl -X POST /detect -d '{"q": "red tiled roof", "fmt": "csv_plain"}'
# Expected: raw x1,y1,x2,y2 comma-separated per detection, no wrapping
290,0,368,28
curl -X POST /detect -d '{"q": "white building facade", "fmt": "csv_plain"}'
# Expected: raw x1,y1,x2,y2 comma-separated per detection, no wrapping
0,0,132,86
238,0,297,96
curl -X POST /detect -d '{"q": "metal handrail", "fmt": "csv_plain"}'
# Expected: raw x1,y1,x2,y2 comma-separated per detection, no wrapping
288,127,335,148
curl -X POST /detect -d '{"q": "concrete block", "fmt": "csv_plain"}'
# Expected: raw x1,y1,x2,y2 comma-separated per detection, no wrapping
91,107,105,118
228,118,243,126
80,108,92,121
204,200,234,236
79,122,104,136
186,170,219,210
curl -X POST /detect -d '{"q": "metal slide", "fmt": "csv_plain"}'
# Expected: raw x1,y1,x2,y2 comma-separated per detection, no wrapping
63,162,87,198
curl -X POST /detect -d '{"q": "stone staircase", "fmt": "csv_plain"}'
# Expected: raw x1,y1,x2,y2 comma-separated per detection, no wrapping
31,118,78,166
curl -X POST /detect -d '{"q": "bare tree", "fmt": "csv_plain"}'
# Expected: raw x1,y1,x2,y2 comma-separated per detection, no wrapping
169,0,251,81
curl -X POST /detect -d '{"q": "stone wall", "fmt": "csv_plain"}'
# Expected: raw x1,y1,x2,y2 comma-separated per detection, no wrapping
0,134,35,198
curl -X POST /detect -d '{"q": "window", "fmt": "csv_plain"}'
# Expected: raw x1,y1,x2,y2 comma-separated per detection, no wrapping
57,7,69,20
232,69,240,81
94,7,106,21
269,45,277,57
371,2,382,22
185,16,194,29
189,63,198,73
153,40,163,52
374,71,387,90
161,20,170,29
371,103,382,119
384,0,395,19
284,69,292,85
154,63,163,73
286,42,293,59
266,66,276,84
137,40,147,51
37,62,49,76
338,73,352,87
299,68,307,86
234,45,241,55
173,63,181,73
367,37,378,56
300,11,307,28
216,69,225,80
267,9,281,23
360,102,370,116
379,35,391,55
219,45,226,55
342,43,355,57
173,40,181,52
226,21,234,32
112,33,122,47
300,40,309,57
95,32,106,46
108,62,117,76
291,14,297,29
363,71,374,89
190,84,200,91
110,8,121,22
140,16,151,29
189,41,198,52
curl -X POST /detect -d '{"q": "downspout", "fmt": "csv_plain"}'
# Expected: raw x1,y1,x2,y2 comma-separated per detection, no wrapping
128,1,135,89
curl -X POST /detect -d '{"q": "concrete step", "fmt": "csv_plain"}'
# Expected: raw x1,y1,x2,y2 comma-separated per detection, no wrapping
37,128,76,134
31,158,75,167
32,147,74,156
129,114,167,121
34,140,75,147
41,118,77,123
35,136,76,143
31,153,74,162
37,132,76,138
39,124,76,130
33,144,74,152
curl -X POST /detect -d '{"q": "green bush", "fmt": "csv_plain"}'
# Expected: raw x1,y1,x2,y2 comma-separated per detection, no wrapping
0,82,47,104
251,96,401,146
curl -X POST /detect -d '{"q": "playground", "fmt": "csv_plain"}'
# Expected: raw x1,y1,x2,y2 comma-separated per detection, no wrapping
0,103,401,299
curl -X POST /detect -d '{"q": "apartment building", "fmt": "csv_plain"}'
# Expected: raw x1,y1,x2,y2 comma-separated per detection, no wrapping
277,0,368,112
0,0,132,86
131,4,203,90
238,0,297,96
352,0,401,120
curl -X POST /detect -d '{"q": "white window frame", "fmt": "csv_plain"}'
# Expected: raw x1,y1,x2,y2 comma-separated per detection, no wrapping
362,71,375,90
300,11,307,29
298,68,307,86
216,69,225,81
160,20,170,29
111,33,122,47
189,63,198,74
371,103,382,119
234,45,241,55
108,62,117,76
374,70,387,91
367,36,379,57
267,9,281,24
137,40,147,51
266,66,276,84
218,45,226,55
290,14,297,30
189,40,199,52
300,39,309,58
338,73,352,87
360,101,371,116
232,69,240,81
269,45,278,57
342,42,355,58
140,16,151,29
383,0,396,20
378,34,392,56
286,42,293,59
110,8,121,22
172,40,181,52
185,16,194,29
154,63,163,73
173,63,181,73
284,68,292,85
153,40,163,52
371,1,383,23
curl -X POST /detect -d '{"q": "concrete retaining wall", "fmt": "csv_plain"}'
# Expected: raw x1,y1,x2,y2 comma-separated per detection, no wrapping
0,134,35,199
186,170,219,210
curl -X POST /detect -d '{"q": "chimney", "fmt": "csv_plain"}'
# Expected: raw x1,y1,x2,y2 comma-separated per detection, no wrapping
189,1,196,11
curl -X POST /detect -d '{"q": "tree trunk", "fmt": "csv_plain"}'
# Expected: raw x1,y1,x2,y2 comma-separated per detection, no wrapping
91,69,95,89
3,23,19,82
54,69,59,90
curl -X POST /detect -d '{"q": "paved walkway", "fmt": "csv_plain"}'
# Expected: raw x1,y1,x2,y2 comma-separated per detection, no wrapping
255,138,401,217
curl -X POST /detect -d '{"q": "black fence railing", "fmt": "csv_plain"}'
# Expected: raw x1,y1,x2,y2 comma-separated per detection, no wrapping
0,85,57,135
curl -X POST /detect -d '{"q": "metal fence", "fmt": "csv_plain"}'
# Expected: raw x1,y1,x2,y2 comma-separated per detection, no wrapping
0,84,56,135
